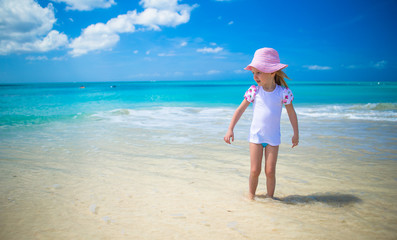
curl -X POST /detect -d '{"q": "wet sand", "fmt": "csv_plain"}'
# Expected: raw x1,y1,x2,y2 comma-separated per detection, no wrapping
1,118,397,239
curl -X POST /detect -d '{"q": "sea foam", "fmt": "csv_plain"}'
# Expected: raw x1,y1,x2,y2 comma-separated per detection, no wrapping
296,103,397,122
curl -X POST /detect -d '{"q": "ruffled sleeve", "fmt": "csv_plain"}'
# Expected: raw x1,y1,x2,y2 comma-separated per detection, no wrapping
282,87,294,105
244,85,257,103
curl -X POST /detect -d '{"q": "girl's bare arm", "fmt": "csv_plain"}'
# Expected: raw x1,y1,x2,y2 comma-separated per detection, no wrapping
224,99,250,144
285,103,299,148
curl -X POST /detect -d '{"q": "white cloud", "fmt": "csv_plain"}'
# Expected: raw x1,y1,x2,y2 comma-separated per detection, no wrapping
0,0,68,55
344,65,358,69
207,70,221,75
69,29,120,56
228,21,234,25
303,65,332,70
26,55,67,61
234,69,245,74
343,60,388,70
372,60,387,69
52,0,116,11
139,0,179,10
69,11,136,56
180,41,187,47
28,30,68,52
52,56,67,61
26,56,48,61
0,0,55,40
158,52,176,57
0,0,197,56
69,0,198,57
128,72,161,79
135,1,198,30
197,47,223,53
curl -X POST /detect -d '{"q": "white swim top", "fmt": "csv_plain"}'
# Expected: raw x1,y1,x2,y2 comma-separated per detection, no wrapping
244,84,294,146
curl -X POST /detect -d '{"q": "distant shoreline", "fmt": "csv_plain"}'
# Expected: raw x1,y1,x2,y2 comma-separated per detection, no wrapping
1,79,397,85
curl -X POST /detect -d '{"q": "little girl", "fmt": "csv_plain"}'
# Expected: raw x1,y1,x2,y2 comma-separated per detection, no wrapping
224,47,299,200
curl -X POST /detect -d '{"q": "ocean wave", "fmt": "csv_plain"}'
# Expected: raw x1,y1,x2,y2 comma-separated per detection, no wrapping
91,107,238,130
296,103,397,122
349,103,397,111
91,103,397,131
89,107,243,144
2,102,394,131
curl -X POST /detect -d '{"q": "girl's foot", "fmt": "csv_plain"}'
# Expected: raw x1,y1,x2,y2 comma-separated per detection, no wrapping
265,194,272,198
266,194,281,201
246,193,255,201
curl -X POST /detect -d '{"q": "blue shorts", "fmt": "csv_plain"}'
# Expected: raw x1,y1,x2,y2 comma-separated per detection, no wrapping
261,143,268,148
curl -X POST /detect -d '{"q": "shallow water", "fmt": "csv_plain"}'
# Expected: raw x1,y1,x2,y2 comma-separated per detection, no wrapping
1,82,397,239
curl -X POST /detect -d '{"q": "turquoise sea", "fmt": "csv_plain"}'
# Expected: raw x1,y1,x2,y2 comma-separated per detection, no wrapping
1,80,396,125
1,80,396,152
1,80,397,239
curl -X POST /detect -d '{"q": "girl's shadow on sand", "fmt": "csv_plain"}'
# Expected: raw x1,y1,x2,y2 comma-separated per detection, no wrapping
257,193,362,207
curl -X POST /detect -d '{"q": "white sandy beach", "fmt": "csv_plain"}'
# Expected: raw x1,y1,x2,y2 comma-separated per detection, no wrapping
1,106,396,239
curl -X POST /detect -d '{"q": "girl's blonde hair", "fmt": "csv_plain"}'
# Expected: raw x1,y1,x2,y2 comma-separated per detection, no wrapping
274,70,290,88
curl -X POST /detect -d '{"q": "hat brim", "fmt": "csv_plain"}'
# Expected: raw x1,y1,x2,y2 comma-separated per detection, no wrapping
244,63,288,73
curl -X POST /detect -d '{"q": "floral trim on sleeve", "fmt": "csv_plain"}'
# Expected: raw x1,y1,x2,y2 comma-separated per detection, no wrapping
244,85,257,103
282,87,294,105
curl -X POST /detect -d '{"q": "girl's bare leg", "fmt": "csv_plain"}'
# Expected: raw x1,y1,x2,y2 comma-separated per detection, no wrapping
249,143,263,199
264,145,279,198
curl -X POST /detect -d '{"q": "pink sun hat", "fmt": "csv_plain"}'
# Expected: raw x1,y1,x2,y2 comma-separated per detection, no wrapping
244,48,288,73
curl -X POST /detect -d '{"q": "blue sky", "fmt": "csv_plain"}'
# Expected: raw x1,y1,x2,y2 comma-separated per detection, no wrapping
1,0,396,83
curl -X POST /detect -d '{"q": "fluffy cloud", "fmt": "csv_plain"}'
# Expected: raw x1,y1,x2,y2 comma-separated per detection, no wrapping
207,70,221,75
193,69,222,76
344,60,388,70
158,52,176,57
25,55,48,61
234,69,245,74
372,60,387,69
303,65,332,70
51,0,116,11
69,11,136,56
0,0,68,55
197,47,223,53
0,0,197,56
139,0,180,10
25,30,68,51
135,7,193,29
69,0,197,57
